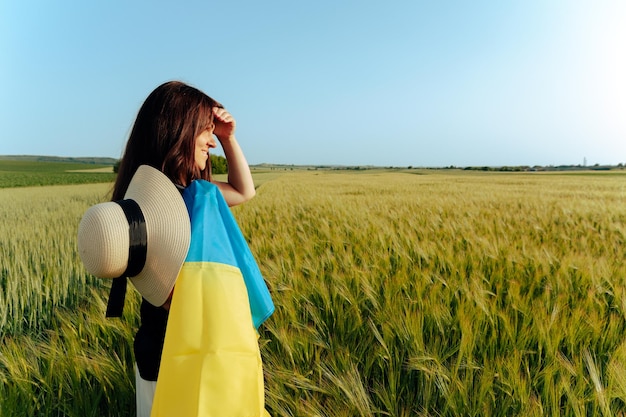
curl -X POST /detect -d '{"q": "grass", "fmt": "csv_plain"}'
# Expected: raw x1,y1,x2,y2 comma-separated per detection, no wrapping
1,168,626,416
0,183,138,416
237,171,626,416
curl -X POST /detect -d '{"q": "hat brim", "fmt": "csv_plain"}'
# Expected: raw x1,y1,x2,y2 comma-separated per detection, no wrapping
124,165,190,307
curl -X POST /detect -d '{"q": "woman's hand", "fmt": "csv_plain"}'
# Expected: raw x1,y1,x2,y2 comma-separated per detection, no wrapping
210,106,256,206
212,107,236,142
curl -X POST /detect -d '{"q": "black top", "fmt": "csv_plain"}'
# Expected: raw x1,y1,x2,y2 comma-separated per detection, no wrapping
134,299,169,381
133,184,184,381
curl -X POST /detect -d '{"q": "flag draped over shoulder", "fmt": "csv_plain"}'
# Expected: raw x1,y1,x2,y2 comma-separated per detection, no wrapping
150,180,274,417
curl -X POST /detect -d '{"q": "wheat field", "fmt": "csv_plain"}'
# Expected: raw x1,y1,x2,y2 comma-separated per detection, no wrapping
1,170,625,416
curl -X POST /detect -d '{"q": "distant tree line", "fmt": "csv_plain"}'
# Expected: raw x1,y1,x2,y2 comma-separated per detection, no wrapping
461,164,623,172
113,154,228,175
209,154,228,174
0,155,119,165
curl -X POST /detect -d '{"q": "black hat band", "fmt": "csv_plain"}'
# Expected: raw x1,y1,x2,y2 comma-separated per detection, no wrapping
116,198,148,277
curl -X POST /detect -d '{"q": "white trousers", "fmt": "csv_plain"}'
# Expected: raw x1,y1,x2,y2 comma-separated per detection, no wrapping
135,364,157,417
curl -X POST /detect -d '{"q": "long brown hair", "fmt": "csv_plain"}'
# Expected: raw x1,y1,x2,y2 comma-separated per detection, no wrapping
112,81,222,200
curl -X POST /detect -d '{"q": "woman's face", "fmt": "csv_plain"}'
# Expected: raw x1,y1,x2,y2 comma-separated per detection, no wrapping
194,125,217,170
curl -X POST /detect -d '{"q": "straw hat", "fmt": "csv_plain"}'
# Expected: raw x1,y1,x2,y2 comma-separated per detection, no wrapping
78,165,191,307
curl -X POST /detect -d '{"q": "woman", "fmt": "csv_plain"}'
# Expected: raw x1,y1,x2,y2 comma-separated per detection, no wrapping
113,81,255,204
112,81,258,415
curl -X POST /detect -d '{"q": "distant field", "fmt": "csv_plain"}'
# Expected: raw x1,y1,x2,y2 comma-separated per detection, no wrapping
0,160,116,188
0,160,302,191
0,160,291,189
66,167,114,173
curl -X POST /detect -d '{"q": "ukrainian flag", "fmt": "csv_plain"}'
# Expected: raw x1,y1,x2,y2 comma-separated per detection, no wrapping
150,180,274,417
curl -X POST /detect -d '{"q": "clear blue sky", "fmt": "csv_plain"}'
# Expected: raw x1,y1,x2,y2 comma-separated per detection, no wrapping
2,0,625,167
